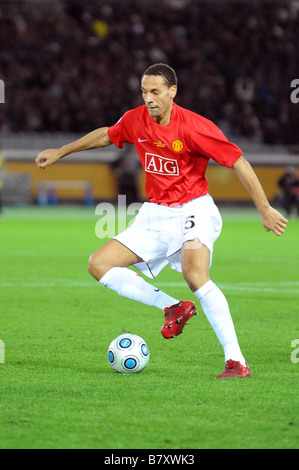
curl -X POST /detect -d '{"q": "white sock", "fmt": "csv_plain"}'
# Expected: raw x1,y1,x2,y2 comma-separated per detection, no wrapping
99,266,178,310
194,280,246,365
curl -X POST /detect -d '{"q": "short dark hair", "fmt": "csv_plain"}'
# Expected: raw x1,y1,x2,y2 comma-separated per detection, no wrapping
142,63,178,88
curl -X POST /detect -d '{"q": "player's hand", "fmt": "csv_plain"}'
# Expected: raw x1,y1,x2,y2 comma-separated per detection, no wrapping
261,206,288,236
35,149,63,169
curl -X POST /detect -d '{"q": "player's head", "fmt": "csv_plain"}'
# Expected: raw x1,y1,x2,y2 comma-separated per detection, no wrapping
141,63,178,123
142,63,178,88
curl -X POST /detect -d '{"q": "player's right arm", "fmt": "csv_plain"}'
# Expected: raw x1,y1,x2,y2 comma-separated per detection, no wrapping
35,127,112,168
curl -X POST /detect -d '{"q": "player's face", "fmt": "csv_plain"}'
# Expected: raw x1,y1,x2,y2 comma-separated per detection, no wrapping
141,75,177,125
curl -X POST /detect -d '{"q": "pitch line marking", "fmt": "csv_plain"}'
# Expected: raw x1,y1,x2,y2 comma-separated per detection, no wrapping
0,279,299,295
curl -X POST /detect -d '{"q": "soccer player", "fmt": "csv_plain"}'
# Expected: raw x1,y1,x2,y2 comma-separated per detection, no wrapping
35,63,288,378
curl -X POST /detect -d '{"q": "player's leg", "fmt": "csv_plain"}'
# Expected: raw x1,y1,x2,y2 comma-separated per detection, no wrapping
87,238,142,280
181,238,249,376
181,238,210,291
87,239,178,309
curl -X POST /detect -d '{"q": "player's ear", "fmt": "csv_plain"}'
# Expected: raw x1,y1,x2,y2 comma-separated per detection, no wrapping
170,85,177,100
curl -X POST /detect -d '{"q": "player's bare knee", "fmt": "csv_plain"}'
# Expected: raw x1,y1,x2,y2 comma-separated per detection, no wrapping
182,241,211,291
183,267,209,292
87,253,106,280
182,268,197,292
87,254,96,277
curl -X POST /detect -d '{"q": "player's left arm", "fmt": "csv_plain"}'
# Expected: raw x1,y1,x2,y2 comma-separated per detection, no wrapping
232,156,288,236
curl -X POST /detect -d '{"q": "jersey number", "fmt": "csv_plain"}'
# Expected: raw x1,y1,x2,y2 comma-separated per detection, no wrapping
184,215,195,231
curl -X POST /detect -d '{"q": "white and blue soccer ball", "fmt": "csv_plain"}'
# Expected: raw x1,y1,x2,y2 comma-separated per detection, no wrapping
107,333,149,373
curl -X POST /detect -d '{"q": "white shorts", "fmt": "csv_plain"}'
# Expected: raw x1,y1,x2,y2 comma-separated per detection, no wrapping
113,194,222,279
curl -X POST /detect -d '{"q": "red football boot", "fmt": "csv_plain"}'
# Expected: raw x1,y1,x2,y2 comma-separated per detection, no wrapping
216,359,251,379
161,301,198,339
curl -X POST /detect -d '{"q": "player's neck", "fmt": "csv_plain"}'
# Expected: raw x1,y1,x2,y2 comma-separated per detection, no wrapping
152,103,174,126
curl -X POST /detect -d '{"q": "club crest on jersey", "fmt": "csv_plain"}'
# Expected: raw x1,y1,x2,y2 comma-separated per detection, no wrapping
145,153,179,176
172,140,184,152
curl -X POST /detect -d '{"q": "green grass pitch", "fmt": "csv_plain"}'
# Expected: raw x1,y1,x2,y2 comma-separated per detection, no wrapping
0,205,298,449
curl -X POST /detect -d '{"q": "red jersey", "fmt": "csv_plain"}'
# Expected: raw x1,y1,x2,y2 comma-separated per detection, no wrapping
107,102,242,205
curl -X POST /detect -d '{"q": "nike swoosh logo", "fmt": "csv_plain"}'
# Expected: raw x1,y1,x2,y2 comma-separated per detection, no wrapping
138,138,148,142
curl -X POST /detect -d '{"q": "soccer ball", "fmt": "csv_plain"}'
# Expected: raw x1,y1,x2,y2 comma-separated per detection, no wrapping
107,333,149,373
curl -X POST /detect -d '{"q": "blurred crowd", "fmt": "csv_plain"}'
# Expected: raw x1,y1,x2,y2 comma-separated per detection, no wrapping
277,166,299,215
0,0,298,144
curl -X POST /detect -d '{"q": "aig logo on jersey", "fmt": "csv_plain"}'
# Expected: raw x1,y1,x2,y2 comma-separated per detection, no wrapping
145,153,179,176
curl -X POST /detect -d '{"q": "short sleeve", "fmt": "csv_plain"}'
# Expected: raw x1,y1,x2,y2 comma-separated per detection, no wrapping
190,117,243,168
107,110,135,148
